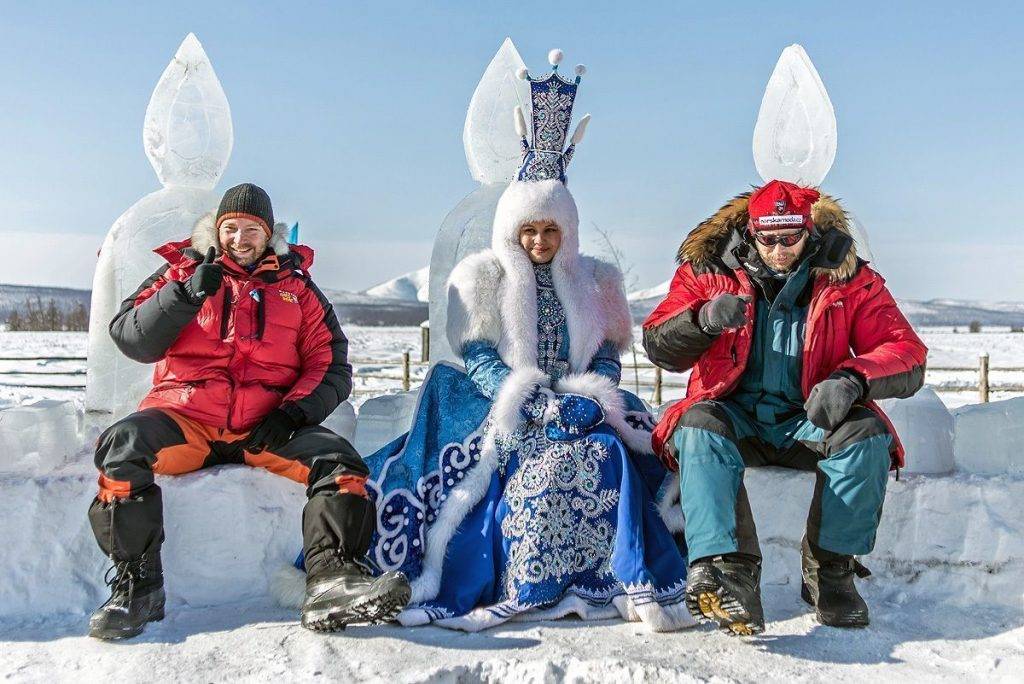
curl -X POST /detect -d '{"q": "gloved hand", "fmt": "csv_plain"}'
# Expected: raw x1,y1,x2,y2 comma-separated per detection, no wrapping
804,372,865,431
184,247,224,303
698,293,752,335
520,384,555,425
545,393,605,442
242,409,300,454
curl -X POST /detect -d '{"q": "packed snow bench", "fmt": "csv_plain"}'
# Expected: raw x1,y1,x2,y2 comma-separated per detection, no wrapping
0,389,1021,620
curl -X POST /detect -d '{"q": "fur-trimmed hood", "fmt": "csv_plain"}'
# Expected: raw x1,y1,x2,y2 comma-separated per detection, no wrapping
677,192,859,283
191,210,293,259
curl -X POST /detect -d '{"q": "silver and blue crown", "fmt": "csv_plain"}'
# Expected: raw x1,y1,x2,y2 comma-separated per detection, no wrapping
514,49,591,183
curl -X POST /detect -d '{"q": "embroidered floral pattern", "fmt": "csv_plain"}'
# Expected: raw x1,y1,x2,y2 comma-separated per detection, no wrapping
498,425,619,598
368,428,485,573
534,263,569,381
518,74,579,182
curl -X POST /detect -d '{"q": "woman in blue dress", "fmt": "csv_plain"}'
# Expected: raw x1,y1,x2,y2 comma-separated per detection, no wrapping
360,52,693,632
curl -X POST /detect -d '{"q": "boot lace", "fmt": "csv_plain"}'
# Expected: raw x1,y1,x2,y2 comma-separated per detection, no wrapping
102,557,148,611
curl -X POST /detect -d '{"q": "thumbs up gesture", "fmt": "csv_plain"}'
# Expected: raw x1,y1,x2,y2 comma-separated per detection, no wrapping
185,247,224,303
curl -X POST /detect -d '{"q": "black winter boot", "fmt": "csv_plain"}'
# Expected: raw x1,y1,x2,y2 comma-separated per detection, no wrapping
88,555,165,640
685,554,765,636
87,489,166,640
801,537,871,628
300,492,410,632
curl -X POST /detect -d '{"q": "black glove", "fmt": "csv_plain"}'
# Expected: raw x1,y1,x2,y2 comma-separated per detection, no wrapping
184,247,224,303
698,294,752,335
242,409,299,454
804,372,865,431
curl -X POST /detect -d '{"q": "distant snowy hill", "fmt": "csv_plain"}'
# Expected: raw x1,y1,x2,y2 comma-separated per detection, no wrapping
628,280,1024,327
0,284,90,322
363,267,429,303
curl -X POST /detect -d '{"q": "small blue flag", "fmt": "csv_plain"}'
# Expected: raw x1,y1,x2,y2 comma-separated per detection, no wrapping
288,222,300,244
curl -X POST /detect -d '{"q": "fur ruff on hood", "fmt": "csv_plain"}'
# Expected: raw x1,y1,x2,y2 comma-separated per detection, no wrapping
191,211,292,258
446,179,633,371
677,191,859,283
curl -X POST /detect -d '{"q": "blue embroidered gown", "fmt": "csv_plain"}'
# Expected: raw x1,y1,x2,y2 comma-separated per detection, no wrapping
363,263,691,631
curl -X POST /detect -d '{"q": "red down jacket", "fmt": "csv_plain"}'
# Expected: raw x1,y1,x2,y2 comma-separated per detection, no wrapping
642,193,928,469
109,239,352,432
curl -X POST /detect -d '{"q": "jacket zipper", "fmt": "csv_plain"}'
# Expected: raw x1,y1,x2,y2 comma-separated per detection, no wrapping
219,289,232,340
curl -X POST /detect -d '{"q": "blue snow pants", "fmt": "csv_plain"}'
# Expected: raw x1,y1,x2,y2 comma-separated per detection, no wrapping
673,399,892,561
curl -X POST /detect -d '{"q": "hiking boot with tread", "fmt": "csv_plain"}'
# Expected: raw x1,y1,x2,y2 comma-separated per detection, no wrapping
301,558,411,632
685,554,765,637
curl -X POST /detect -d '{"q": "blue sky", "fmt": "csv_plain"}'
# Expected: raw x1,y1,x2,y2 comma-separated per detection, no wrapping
1,1,1022,299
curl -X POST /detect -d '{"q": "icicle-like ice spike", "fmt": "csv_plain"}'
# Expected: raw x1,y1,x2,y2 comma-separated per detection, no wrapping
569,114,591,146
752,43,837,186
462,37,531,184
514,106,528,140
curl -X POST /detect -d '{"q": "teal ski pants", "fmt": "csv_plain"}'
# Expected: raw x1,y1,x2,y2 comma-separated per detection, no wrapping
673,399,892,561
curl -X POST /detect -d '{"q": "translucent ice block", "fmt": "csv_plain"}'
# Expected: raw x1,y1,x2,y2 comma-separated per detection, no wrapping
87,33,231,418
463,38,531,184
879,387,953,475
953,397,1024,475
753,44,836,187
0,400,79,476
86,187,220,418
427,183,509,363
144,33,232,190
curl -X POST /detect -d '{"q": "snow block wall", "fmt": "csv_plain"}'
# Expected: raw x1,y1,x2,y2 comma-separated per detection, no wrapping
952,397,1024,475
0,463,305,619
1,391,1021,619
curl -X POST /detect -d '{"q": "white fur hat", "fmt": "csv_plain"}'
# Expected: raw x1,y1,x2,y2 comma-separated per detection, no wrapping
491,179,580,274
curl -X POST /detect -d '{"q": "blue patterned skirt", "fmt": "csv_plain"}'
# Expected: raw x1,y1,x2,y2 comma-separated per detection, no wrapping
363,363,693,632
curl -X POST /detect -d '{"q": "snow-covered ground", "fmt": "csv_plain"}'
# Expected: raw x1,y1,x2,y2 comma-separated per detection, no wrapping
1,328,1022,682
3,588,1020,682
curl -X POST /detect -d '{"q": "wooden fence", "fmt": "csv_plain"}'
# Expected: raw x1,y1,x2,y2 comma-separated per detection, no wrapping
0,351,1020,404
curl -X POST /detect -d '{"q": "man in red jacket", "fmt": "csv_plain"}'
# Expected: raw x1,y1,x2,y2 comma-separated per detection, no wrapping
643,180,927,635
87,183,410,640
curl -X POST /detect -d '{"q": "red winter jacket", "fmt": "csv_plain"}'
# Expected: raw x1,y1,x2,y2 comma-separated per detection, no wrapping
642,193,927,470
109,239,352,432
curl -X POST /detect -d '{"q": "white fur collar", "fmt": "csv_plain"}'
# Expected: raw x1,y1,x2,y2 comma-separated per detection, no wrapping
191,211,291,257
446,249,633,372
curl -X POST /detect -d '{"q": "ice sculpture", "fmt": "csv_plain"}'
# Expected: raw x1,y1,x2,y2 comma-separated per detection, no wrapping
752,44,836,187
427,38,531,363
86,33,232,419
751,46,881,265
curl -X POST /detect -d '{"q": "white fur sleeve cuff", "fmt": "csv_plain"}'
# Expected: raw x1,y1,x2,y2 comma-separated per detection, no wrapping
554,372,653,455
554,372,626,420
490,367,551,435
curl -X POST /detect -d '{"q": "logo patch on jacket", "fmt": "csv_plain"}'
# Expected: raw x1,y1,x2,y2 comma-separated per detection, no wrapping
279,291,299,304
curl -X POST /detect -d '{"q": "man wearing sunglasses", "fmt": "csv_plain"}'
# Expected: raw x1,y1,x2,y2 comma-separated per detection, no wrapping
642,179,927,636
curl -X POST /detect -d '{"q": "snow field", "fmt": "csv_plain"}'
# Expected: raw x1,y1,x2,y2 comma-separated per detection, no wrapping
1,329,1022,681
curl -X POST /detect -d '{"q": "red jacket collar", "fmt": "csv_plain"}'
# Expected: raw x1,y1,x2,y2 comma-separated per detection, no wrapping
154,239,316,276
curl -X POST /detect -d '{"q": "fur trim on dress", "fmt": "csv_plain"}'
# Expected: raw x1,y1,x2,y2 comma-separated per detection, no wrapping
408,428,501,604
446,251,633,372
191,211,291,257
490,367,551,435
677,191,858,283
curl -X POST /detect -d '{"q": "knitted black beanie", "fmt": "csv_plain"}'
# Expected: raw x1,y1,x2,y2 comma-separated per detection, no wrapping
216,183,274,236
